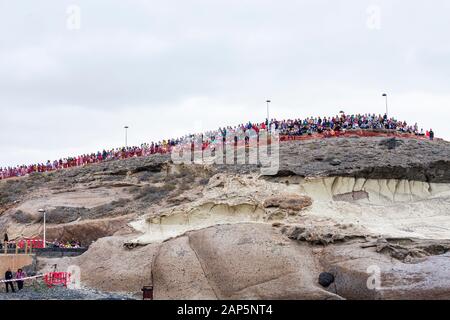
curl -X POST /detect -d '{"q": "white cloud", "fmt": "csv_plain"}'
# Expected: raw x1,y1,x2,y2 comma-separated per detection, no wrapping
0,0,449,167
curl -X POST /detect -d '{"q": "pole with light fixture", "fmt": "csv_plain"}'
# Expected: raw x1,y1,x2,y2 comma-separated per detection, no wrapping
382,93,388,117
124,126,129,148
266,100,271,125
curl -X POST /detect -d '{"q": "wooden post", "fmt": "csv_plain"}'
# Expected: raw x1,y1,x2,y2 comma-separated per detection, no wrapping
3,241,7,255
15,243,18,255
25,241,28,255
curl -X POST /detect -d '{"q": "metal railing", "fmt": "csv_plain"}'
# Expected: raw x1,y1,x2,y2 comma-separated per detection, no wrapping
1,241,35,255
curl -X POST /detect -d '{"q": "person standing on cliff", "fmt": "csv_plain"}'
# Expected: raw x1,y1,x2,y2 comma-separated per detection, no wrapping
4,268,15,293
429,129,434,141
15,269,26,290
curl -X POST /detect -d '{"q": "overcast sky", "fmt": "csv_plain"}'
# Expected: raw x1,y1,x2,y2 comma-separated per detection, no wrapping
1,0,449,167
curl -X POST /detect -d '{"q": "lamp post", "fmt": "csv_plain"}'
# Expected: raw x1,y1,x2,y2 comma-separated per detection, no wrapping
266,100,271,123
124,126,129,148
382,93,388,117
38,209,46,248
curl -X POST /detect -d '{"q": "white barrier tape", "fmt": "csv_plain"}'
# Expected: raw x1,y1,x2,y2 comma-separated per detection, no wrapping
0,274,44,283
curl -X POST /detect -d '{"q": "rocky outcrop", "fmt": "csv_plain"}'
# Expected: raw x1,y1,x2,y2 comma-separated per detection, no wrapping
45,214,135,244
274,137,450,183
2,136,450,300
49,223,341,299
38,222,450,300
263,195,312,211
318,241,450,300
38,236,159,293
281,224,366,245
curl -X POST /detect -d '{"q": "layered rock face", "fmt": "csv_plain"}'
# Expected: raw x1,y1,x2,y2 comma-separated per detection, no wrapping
2,137,450,299
273,137,450,182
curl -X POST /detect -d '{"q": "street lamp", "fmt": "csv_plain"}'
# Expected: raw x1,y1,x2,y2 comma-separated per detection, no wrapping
266,100,271,123
382,93,388,117
38,209,46,248
124,126,129,148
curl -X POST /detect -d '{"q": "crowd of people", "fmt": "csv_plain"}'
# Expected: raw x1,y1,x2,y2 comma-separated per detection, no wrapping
272,113,433,138
49,239,82,249
0,112,435,180
0,143,175,180
1,233,83,250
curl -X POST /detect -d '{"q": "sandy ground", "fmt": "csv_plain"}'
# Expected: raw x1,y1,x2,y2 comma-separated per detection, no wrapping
15,187,131,213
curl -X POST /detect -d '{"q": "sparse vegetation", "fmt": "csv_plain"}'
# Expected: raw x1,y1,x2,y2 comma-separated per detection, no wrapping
12,210,36,224
0,179,29,207
43,207,86,224
133,184,176,203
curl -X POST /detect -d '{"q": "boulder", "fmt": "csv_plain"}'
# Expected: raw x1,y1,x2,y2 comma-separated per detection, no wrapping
263,195,313,211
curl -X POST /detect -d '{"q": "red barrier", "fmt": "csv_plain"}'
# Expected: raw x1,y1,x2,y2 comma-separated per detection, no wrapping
17,238,44,249
43,272,71,288
279,130,430,142
0,129,437,181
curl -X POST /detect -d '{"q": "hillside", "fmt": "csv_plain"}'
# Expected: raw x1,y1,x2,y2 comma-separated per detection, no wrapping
1,136,450,299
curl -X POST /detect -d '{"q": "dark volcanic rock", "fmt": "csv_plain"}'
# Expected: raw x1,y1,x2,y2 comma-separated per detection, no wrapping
274,137,450,183
318,272,335,288
329,159,342,166
378,137,404,150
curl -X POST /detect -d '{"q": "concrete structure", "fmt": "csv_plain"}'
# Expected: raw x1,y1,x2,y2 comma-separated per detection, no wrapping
0,254,33,277
34,247,87,258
